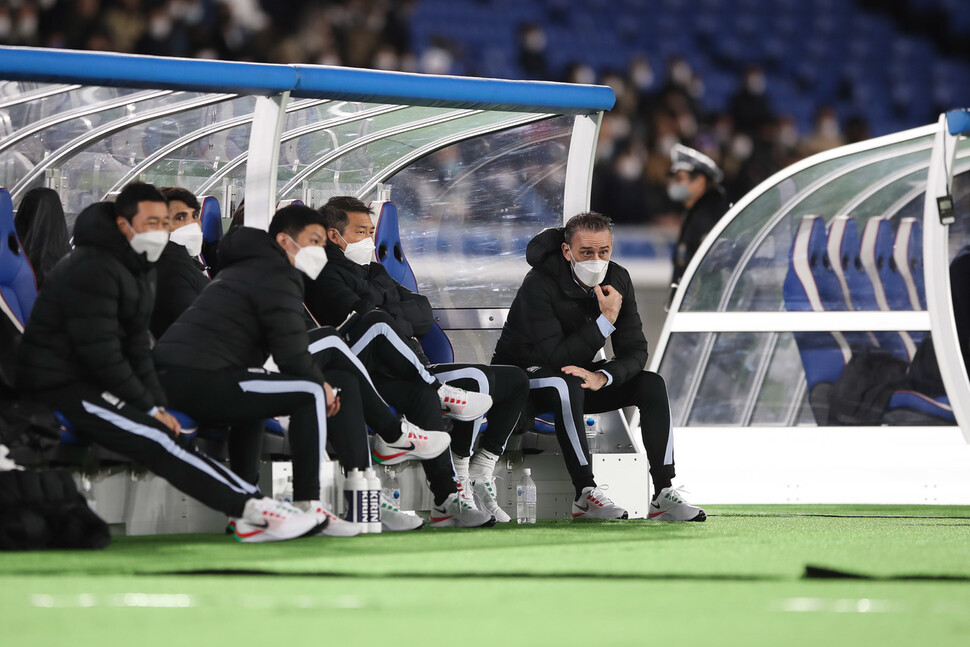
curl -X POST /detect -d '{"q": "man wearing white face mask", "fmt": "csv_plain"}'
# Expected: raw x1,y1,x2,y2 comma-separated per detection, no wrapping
306,197,526,526
150,187,209,339
16,186,327,542
155,205,457,533
493,212,706,522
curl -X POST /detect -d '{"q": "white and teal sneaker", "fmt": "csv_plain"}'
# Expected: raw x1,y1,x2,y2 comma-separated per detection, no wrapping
381,492,424,531
571,486,628,520
230,498,326,543
648,487,706,522
429,492,495,528
472,476,511,523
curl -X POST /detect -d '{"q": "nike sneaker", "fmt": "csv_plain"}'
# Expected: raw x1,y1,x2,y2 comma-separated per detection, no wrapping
294,500,365,536
429,492,495,528
648,487,707,522
571,486,628,520
230,498,326,543
380,492,424,531
438,384,492,421
371,420,451,465
472,476,511,523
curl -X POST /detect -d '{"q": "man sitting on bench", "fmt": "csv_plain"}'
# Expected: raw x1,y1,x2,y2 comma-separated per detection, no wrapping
154,204,463,532
306,197,525,524
16,183,325,542
492,211,706,522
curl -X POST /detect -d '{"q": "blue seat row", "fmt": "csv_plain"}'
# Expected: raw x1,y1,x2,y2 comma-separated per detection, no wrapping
783,213,953,423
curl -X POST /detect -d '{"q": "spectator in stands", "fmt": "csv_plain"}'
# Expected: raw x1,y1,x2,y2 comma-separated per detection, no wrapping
310,196,530,523
667,143,730,290
153,205,469,531
15,182,324,542
150,186,208,339
493,211,706,522
14,187,70,288
729,65,774,137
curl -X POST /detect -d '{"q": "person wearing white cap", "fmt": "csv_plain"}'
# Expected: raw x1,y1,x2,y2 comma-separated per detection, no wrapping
667,143,730,291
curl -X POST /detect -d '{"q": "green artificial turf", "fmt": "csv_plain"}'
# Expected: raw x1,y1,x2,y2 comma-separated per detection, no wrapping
1,506,969,646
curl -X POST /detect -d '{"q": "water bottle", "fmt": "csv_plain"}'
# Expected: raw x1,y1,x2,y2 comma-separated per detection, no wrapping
516,468,536,524
363,467,382,534
381,466,401,507
585,415,600,454
343,468,366,526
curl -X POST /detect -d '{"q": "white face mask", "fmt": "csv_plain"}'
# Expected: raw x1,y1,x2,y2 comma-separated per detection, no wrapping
288,237,328,280
568,250,609,287
126,223,169,263
339,232,376,266
169,222,204,257
667,182,691,203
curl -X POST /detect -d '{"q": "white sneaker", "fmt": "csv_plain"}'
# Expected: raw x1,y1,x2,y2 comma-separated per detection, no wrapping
571,486,628,520
429,492,495,528
438,384,492,421
648,487,706,522
294,500,364,536
371,419,451,465
472,476,511,523
380,492,424,531
230,498,325,543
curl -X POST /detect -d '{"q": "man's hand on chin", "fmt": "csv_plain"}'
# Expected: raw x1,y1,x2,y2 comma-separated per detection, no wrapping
561,365,607,391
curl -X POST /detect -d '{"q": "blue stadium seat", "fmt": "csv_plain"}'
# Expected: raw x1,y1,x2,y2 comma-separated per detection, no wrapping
0,187,37,331
372,200,455,364
198,195,222,245
783,215,852,390
893,217,926,310
859,217,918,361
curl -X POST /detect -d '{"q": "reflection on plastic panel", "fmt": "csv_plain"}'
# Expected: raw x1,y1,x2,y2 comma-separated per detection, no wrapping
384,116,572,309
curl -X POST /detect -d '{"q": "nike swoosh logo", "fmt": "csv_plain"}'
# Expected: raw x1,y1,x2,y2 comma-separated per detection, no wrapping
648,510,666,518
389,442,416,451
373,443,416,462
429,514,454,523
575,502,589,512
233,520,270,538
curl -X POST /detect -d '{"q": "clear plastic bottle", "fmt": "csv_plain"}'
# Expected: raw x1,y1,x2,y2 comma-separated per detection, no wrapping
585,415,599,454
381,466,400,506
516,468,536,524
363,467,382,534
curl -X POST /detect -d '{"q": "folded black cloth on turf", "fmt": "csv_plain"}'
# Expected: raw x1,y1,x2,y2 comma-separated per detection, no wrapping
0,469,110,550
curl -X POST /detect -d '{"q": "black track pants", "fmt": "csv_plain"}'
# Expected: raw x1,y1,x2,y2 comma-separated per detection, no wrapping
158,366,332,502
524,367,675,495
431,363,529,458
36,384,257,517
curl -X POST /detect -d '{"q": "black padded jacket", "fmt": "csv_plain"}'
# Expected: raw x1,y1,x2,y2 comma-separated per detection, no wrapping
15,202,167,411
153,226,325,384
491,227,648,387
306,241,434,342
149,241,210,340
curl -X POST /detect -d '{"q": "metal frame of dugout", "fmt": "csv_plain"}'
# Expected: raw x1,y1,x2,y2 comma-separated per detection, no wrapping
0,46,655,532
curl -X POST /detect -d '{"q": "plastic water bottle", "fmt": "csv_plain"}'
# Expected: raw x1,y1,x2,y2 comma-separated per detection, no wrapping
343,468,366,526
516,468,536,524
585,415,600,454
363,467,382,534
381,466,401,507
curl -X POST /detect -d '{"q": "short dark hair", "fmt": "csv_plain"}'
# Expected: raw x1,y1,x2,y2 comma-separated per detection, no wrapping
563,211,613,245
269,204,326,239
159,186,200,212
325,196,372,215
320,196,372,236
318,204,348,235
116,182,167,222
